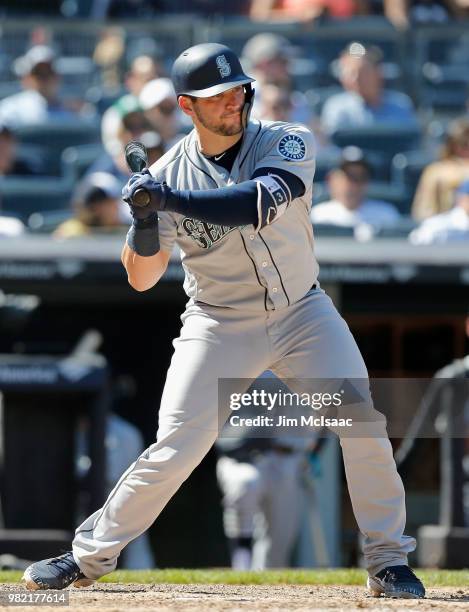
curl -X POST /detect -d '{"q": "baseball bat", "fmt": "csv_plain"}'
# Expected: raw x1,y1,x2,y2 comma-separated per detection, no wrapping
124,141,151,207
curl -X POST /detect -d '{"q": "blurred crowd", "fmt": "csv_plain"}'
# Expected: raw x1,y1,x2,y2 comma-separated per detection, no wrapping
0,14,468,573
3,0,469,25
0,17,468,244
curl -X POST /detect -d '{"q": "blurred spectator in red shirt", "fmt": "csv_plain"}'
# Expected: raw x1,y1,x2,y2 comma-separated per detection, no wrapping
250,0,370,21
0,46,78,127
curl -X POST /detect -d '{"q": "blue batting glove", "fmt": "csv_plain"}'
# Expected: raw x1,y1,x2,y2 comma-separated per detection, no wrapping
122,172,170,219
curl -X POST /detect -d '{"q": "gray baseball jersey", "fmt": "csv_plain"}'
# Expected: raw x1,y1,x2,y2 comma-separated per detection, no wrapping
150,119,319,311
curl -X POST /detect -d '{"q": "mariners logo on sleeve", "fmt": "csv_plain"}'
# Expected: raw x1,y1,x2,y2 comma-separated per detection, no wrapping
277,134,306,161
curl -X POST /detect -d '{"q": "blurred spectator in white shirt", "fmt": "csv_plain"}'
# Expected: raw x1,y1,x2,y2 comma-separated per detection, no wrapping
0,216,24,237
311,147,400,227
0,46,77,128
409,179,469,244
321,42,417,134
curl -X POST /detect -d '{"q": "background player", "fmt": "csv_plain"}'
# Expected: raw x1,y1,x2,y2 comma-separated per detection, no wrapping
216,372,327,570
23,43,424,599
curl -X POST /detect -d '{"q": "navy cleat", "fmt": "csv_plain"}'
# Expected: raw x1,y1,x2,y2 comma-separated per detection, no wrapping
367,565,425,599
22,551,94,591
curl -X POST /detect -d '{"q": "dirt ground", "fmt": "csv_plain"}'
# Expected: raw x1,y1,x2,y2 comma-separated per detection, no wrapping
1,583,469,612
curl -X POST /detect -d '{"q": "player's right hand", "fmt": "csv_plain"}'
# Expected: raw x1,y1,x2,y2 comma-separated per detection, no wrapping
122,173,170,218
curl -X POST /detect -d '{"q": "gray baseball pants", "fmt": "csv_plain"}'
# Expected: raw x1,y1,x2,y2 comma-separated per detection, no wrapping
73,287,415,577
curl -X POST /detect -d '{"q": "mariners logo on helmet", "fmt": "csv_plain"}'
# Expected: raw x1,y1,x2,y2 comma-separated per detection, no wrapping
278,134,306,161
216,55,231,78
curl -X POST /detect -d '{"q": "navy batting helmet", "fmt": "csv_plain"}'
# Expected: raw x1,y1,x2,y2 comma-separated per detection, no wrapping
171,43,255,98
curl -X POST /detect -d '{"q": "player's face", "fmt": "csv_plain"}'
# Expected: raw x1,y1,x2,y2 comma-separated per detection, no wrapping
190,86,245,136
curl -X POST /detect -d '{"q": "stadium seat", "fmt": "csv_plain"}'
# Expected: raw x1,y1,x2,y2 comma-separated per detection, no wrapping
414,27,469,113
372,217,418,239
14,144,49,176
330,126,422,164
391,150,435,200
28,209,73,233
0,82,21,100
0,177,72,222
15,120,101,176
61,144,106,182
367,182,413,215
85,86,127,115
315,148,389,183
418,73,468,114
311,223,355,238
305,86,343,116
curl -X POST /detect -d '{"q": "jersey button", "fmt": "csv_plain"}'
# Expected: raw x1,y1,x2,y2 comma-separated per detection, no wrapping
249,234,255,240
262,261,268,267
272,287,278,293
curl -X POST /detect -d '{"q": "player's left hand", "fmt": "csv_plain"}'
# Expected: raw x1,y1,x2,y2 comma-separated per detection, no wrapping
122,172,169,214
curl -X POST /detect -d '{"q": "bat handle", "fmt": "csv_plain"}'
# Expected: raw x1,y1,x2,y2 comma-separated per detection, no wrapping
132,188,151,207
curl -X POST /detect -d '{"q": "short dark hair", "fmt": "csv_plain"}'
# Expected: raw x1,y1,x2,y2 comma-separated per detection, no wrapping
338,146,371,176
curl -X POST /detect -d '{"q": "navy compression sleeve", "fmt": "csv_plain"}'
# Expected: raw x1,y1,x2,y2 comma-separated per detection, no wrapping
164,168,305,230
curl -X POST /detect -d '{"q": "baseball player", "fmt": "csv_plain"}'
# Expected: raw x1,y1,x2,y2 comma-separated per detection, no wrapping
216,372,324,570
23,43,425,599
